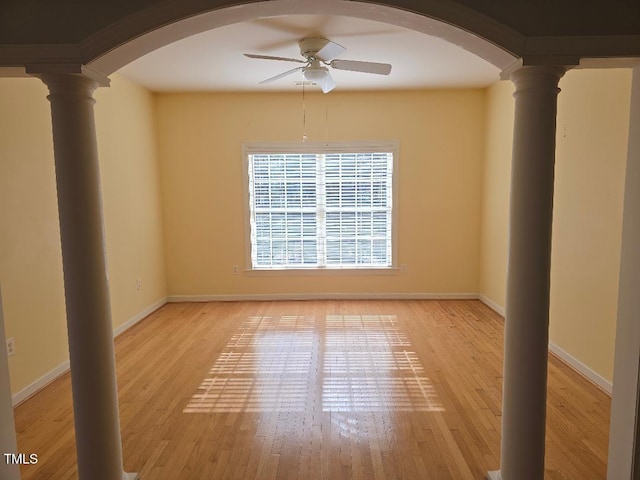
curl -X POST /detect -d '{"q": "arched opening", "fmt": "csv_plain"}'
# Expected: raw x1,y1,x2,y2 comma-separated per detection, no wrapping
87,0,517,76
3,1,638,479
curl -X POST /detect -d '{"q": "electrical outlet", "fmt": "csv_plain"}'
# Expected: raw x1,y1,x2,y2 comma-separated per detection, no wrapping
136,278,142,291
232,265,240,275
6,337,15,357
401,264,408,273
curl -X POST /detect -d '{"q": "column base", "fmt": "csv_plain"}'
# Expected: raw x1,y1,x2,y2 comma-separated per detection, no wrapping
124,473,139,480
486,471,501,480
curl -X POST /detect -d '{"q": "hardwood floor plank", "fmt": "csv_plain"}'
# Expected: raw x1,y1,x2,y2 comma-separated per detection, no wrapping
13,300,610,479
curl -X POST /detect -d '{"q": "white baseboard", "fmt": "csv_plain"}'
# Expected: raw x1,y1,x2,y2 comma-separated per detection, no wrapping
478,295,505,317
15,294,611,407
167,292,480,302
12,297,168,407
11,360,70,407
477,295,612,396
548,342,613,395
113,298,167,338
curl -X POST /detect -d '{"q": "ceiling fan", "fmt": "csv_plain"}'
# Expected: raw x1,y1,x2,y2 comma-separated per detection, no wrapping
244,37,392,93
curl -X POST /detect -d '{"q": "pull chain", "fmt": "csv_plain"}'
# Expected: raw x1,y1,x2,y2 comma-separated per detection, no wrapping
302,83,307,141
325,93,329,142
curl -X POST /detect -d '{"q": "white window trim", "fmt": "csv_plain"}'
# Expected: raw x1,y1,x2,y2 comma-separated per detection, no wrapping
241,141,399,275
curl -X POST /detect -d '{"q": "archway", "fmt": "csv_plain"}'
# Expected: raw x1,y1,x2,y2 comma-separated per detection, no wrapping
39,4,521,480
4,1,639,480
86,0,516,76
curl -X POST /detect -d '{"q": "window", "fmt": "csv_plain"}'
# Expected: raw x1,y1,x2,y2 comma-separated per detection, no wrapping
243,142,397,271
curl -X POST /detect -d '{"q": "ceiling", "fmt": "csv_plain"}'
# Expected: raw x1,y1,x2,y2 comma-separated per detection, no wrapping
118,15,501,93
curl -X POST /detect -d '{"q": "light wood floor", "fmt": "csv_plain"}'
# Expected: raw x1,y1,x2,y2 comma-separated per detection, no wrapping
14,300,610,479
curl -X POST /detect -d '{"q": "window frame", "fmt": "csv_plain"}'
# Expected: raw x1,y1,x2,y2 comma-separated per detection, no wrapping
242,141,399,275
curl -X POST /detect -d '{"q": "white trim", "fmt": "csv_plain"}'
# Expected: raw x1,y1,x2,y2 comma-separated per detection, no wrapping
6,1,640,77
244,267,400,276
242,141,400,272
12,297,168,407
478,295,506,317
243,140,400,154
607,64,640,480
167,293,479,302
548,342,613,396
477,295,613,396
0,286,20,480
11,360,70,407
13,293,612,409
83,0,518,75
113,297,168,338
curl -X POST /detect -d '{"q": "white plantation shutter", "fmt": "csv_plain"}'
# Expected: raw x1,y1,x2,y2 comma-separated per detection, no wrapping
246,143,396,270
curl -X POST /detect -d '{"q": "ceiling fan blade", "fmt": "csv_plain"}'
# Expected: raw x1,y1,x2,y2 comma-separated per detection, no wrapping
244,53,306,64
315,40,346,62
318,71,336,94
330,59,392,75
259,66,304,84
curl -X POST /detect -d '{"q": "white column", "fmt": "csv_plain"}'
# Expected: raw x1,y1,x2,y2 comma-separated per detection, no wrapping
0,287,20,480
487,65,566,480
607,66,640,480
38,72,137,480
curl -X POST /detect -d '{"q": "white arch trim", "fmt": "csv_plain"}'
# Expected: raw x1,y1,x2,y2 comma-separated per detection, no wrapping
3,0,640,76
83,0,518,75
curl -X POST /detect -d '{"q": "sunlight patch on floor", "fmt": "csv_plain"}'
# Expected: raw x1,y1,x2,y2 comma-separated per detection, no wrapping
183,314,444,413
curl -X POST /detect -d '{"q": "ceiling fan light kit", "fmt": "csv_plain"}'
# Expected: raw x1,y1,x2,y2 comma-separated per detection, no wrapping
244,37,392,93
303,65,328,82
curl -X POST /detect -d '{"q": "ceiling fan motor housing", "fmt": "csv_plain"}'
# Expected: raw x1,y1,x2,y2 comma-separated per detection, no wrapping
299,37,330,58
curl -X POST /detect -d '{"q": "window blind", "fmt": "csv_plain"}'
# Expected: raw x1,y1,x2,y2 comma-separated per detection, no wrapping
247,150,394,269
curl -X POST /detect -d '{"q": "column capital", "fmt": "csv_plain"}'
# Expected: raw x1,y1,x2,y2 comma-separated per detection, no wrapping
26,63,110,84
509,65,568,93
28,64,110,100
40,73,101,103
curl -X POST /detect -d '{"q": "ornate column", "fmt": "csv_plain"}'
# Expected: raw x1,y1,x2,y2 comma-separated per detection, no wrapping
36,71,137,480
488,64,567,480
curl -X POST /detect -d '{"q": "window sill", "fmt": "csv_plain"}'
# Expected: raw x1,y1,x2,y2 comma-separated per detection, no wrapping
245,267,400,277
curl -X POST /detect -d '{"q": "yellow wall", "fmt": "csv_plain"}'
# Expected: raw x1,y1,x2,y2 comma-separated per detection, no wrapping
0,74,167,394
478,69,631,383
0,78,68,394
550,68,631,381
478,80,514,310
2,69,629,395
155,90,485,296
95,75,167,330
